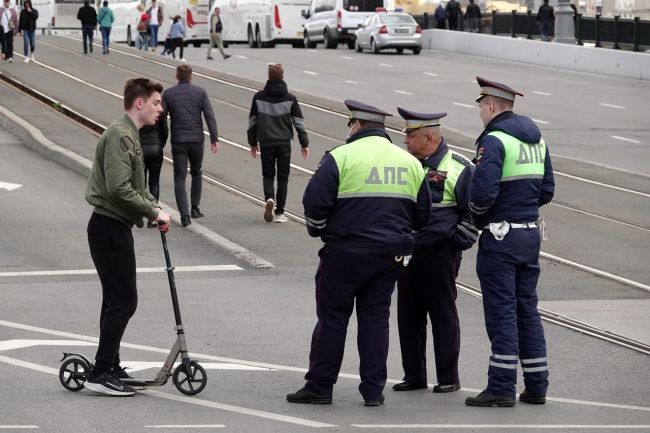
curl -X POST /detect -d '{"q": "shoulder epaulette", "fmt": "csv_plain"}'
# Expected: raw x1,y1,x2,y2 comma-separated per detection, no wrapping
451,152,471,166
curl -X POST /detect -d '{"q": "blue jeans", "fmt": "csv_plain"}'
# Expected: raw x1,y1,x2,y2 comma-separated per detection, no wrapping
100,26,111,52
149,24,159,47
23,30,35,56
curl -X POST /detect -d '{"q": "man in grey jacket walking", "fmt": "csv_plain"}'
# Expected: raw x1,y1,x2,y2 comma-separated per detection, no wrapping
162,64,219,227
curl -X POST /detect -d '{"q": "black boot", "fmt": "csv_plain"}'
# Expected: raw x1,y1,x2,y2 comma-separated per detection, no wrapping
181,215,192,227
191,206,204,218
286,386,332,404
392,381,427,391
519,389,546,404
465,390,515,407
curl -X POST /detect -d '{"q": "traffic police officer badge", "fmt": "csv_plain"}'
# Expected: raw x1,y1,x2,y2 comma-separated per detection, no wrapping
426,168,447,184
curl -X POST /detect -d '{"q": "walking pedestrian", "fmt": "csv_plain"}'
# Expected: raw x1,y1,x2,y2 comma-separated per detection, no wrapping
445,0,460,30
464,0,481,33
287,100,431,407
537,0,554,41
77,0,97,54
0,0,18,63
139,108,168,209
168,14,185,60
207,6,230,60
97,0,114,54
248,64,309,223
434,3,447,29
84,77,171,396
18,0,37,63
147,0,162,51
465,77,554,407
392,108,477,395
136,4,150,50
0,23,5,59
161,64,219,227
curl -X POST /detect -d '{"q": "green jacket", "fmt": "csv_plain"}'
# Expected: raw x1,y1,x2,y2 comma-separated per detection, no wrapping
86,114,158,228
96,6,114,27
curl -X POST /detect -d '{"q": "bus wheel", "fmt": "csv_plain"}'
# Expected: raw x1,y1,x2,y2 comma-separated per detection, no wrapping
127,26,134,46
248,27,256,48
255,27,262,49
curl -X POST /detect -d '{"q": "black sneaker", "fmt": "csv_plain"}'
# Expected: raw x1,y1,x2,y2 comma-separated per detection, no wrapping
191,206,204,218
286,386,332,404
519,389,546,404
112,366,133,380
84,371,136,396
364,394,385,407
465,390,515,407
224,54,231,59
181,215,192,227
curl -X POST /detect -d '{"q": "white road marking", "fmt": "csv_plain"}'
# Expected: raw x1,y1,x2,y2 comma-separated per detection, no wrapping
345,80,361,84
452,102,474,108
0,265,242,278
145,426,225,429
303,70,318,76
235,55,247,59
307,49,318,53
532,118,550,125
352,425,650,430
423,72,438,77
378,63,393,68
122,361,273,373
2,320,650,414
600,103,626,110
0,339,95,351
0,181,22,191
611,135,641,144
341,55,354,60
533,91,552,96
394,89,412,95
0,427,38,430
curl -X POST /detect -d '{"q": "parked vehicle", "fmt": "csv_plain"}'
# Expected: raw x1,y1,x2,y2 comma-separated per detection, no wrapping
210,0,310,48
302,0,386,49
353,9,421,54
154,0,210,48
31,0,94,31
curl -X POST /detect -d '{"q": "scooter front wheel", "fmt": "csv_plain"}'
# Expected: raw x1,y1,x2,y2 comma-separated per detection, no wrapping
59,358,91,391
173,361,207,395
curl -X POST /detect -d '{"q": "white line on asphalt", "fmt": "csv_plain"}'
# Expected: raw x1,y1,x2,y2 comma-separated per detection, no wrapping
0,339,95,351
352,425,650,429
0,181,22,191
341,55,354,60
0,353,335,428
423,72,438,77
532,118,550,125
452,102,474,108
0,427,38,430
554,171,650,198
303,70,318,76
600,103,626,110
394,90,412,95
145,426,225,429
533,91,552,96
611,135,641,144
0,265,242,278
1,320,650,414
378,63,393,67
345,80,360,84
307,49,318,53
235,55,247,59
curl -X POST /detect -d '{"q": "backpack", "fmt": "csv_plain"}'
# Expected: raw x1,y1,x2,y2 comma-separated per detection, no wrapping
137,15,149,32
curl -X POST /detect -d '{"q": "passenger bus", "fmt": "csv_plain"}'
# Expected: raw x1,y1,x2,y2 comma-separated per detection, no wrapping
154,0,210,47
209,0,310,48
31,0,89,31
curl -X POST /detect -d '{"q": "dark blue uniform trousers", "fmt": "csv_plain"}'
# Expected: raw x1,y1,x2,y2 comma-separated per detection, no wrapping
304,246,403,401
396,244,462,386
476,228,549,398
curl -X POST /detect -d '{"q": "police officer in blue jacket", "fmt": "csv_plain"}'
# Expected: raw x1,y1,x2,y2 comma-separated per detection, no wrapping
393,109,477,394
287,100,431,407
465,77,555,407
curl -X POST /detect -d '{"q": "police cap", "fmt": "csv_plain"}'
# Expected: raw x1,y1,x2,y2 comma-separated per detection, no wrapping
345,99,392,125
397,107,447,133
475,76,523,103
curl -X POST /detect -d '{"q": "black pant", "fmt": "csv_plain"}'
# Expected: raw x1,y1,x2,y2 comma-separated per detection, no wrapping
82,24,94,53
142,144,163,201
171,141,203,216
170,37,183,58
87,213,138,374
396,244,462,386
2,30,13,59
448,15,459,30
260,143,291,214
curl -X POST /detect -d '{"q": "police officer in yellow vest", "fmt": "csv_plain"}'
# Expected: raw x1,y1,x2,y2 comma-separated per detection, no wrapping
465,77,555,407
393,108,477,395
288,100,431,407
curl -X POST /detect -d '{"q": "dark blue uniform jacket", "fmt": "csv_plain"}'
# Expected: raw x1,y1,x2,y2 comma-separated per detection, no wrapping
414,140,476,256
470,111,555,228
303,128,431,256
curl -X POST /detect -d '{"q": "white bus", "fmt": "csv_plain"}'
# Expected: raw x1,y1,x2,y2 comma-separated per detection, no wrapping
107,0,141,44
31,0,89,31
148,0,210,47
210,0,310,48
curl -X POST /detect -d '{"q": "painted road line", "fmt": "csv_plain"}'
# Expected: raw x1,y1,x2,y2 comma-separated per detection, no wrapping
307,49,318,53
0,265,242,278
611,136,641,144
345,80,360,84
423,72,438,77
235,55,247,59
303,70,318,76
341,55,354,60
352,425,650,429
533,91,552,96
0,181,22,191
394,90,412,95
452,102,474,109
0,339,95,351
600,103,626,110
0,353,335,428
145,426,225,429
378,63,393,68
0,427,38,430
1,320,650,414
532,118,550,125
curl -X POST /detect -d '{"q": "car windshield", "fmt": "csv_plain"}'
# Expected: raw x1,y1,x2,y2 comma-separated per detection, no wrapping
380,14,415,24
343,0,383,12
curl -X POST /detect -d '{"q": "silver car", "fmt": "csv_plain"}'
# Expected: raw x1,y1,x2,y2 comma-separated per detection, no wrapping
353,11,422,54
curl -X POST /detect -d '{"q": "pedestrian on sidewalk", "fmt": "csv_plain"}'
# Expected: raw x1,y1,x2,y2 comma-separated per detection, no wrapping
77,0,97,54
247,64,309,223
136,4,150,50
464,0,481,33
537,0,554,41
18,0,38,63
168,14,185,60
445,0,460,30
147,0,162,51
0,0,18,63
207,6,230,60
97,0,114,54
161,64,219,227
434,3,447,29
84,77,171,397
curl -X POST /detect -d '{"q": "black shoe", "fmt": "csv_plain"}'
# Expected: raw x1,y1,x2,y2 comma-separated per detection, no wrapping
224,54,231,59
191,206,204,218
364,394,385,407
207,56,214,60
112,366,133,380
519,389,546,404
392,381,427,391
465,390,515,407
181,215,192,227
433,383,461,393
84,371,136,396
90,45,93,53
286,386,332,404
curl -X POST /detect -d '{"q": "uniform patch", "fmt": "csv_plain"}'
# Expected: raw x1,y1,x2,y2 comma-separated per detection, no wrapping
120,136,134,152
473,146,485,165
426,169,447,184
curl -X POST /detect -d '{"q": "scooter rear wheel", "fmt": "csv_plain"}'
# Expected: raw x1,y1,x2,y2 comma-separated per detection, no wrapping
173,361,207,395
59,358,90,391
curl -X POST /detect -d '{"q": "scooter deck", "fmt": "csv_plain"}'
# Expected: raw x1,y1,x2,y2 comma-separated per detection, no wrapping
121,378,167,387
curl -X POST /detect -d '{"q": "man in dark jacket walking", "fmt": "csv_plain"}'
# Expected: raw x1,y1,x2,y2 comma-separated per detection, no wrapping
248,64,309,223
162,64,219,227
464,0,481,33
537,0,554,41
77,0,97,54
445,0,461,30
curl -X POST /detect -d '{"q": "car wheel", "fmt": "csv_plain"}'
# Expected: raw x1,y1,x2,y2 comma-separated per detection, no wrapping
354,38,362,52
324,29,337,49
396,47,403,54
304,32,317,48
413,46,421,55
248,26,256,48
347,40,355,49
371,38,379,54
